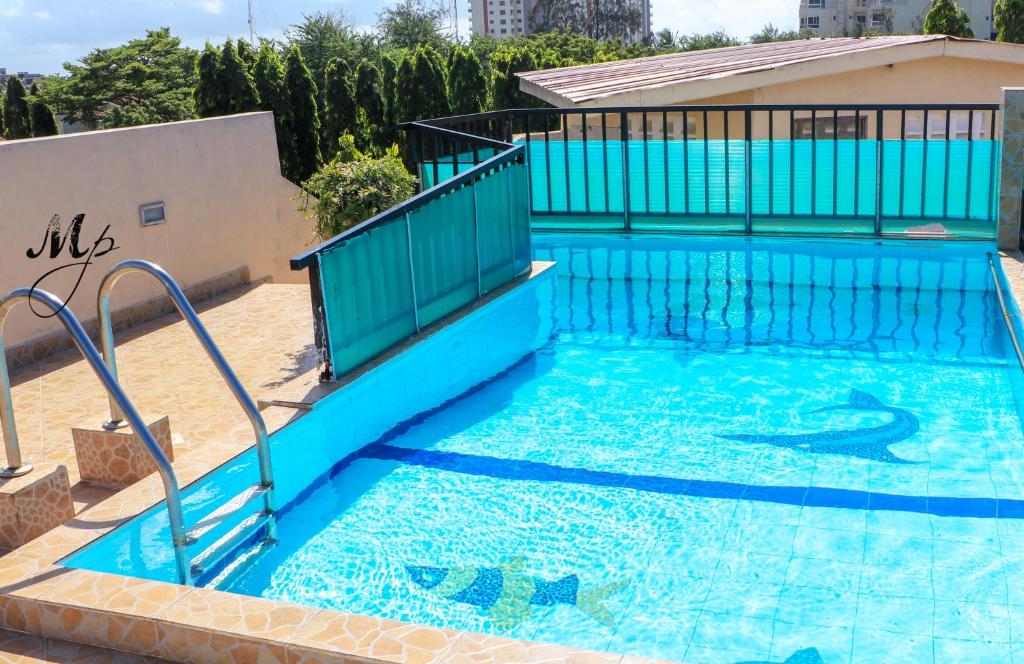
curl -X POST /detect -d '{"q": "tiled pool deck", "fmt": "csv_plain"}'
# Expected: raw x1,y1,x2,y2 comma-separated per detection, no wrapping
2,254,1024,662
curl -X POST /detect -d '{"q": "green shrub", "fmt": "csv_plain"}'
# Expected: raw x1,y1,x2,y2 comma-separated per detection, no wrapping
300,135,418,239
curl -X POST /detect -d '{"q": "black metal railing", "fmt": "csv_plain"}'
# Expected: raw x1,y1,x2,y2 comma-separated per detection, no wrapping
292,123,531,380
410,104,1002,238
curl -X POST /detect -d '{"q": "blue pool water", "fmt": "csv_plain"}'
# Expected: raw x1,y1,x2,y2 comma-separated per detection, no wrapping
68,235,1024,663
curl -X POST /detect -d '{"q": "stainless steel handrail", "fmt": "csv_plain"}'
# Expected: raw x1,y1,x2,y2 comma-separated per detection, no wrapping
96,259,276,540
988,253,1024,371
0,287,192,584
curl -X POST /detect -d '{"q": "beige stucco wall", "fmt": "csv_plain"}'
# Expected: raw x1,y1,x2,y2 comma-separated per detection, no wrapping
0,112,314,349
691,56,1024,139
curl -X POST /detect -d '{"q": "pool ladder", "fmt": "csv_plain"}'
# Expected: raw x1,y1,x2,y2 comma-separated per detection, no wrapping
0,260,277,586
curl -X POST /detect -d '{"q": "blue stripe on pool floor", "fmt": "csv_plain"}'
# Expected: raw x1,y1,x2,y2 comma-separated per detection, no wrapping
361,444,1020,519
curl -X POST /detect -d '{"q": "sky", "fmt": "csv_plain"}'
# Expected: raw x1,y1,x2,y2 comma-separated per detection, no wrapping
0,0,796,75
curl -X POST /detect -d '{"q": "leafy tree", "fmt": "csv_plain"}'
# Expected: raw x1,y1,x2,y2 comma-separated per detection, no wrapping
4,75,31,139
379,53,401,146
377,0,447,51
194,44,224,117
679,31,743,50
448,47,488,115
996,0,1024,42
286,12,371,88
218,39,260,114
236,39,258,74
322,57,359,159
254,44,297,178
56,27,197,129
0,86,5,138
396,46,450,121
750,24,804,43
924,0,975,37
284,46,322,182
491,47,538,112
299,135,417,239
355,60,386,149
653,28,677,50
29,83,60,137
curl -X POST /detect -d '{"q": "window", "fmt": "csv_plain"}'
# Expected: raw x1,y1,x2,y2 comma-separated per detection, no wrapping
808,0,823,7
139,202,166,227
792,115,869,139
856,14,866,23
806,15,820,27
871,11,885,25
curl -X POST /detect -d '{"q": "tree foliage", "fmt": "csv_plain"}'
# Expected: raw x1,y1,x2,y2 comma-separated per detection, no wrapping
377,0,447,51
254,44,297,178
4,75,31,139
924,0,975,37
52,27,197,129
448,47,488,115
355,60,387,149
29,82,60,137
194,44,223,117
284,46,322,182
322,57,359,159
286,12,373,88
300,135,418,239
997,0,1024,42
218,39,260,114
749,24,804,43
396,45,450,121
491,47,538,112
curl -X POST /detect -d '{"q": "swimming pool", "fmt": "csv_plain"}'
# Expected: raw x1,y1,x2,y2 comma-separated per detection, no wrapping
67,234,1024,663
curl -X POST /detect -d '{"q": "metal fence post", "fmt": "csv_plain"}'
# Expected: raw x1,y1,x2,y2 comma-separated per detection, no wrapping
472,182,483,297
875,109,884,235
404,212,421,333
744,109,753,233
621,111,631,231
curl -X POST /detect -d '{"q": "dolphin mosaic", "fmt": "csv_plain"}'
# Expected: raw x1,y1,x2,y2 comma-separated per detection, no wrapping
739,648,825,664
718,389,920,464
405,556,628,629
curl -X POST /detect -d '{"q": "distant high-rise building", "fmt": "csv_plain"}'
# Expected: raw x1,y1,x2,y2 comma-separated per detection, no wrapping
798,0,997,39
469,0,652,42
0,68,45,87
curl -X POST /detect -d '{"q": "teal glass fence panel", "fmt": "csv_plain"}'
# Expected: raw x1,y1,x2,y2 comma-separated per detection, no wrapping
474,164,517,293
317,218,417,376
409,183,478,328
521,138,998,236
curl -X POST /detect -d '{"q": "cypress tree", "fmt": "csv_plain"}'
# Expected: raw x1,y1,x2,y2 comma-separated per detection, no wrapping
236,38,258,74
322,57,359,159
254,45,297,179
4,75,31,139
379,53,400,146
448,47,488,116
997,0,1024,42
219,39,260,114
924,0,974,37
355,60,385,150
284,46,322,182
492,47,538,112
194,43,224,117
397,46,450,121
28,83,59,137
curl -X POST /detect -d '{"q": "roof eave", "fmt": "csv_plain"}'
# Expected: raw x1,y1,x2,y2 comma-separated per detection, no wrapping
520,37,960,107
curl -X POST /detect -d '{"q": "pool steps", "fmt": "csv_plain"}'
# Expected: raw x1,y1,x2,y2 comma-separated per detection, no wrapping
190,509,271,579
